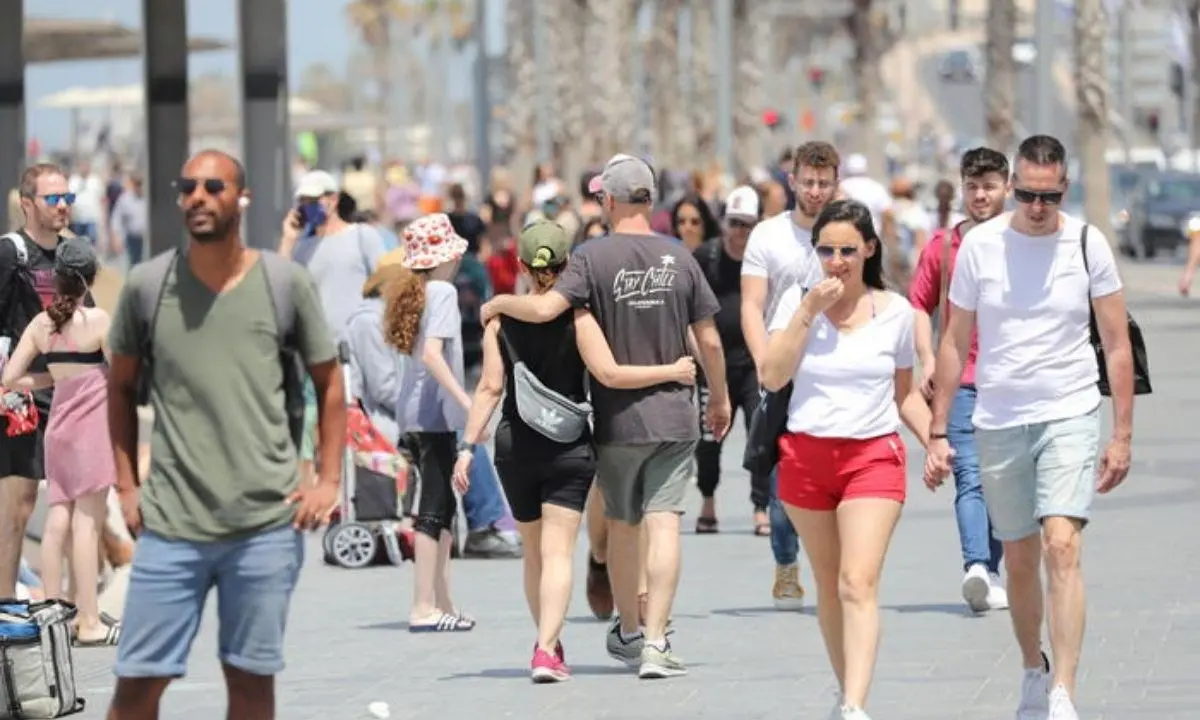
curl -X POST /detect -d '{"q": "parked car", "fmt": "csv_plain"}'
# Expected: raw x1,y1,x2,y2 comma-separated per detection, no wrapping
1122,170,1200,258
938,49,981,83
1065,166,1142,240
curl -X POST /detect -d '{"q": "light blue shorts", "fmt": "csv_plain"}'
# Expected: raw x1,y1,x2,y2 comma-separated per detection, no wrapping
114,525,304,678
974,406,1101,542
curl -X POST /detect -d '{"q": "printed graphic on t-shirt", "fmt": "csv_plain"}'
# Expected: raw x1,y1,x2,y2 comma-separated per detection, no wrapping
612,254,679,309
31,268,55,310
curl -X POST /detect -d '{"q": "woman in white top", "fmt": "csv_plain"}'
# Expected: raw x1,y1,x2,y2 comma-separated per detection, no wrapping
761,200,932,720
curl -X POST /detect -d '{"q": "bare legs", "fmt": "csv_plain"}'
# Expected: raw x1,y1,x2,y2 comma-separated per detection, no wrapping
410,530,456,622
0,476,37,598
108,666,274,720
1003,517,1086,694
787,499,902,709
514,505,583,652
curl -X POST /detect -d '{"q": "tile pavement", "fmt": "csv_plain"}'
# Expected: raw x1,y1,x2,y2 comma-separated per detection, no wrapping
69,290,1200,719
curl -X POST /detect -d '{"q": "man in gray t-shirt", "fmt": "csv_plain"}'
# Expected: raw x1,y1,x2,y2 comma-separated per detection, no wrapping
481,153,731,679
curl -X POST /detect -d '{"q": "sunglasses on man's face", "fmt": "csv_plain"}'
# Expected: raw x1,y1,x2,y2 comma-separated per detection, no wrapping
174,177,227,197
1013,188,1064,206
727,219,754,230
815,245,860,260
40,193,76,207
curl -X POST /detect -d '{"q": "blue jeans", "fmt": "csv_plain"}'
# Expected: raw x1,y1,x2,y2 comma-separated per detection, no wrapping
115,525,304,678
949,386,1002,573
768,468,799,566
462,443,513,533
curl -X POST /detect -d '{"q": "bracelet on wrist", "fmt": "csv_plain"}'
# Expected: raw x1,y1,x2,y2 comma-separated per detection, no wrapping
930,432,949,440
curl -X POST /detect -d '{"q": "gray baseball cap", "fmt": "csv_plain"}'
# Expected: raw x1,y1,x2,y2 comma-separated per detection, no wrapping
55,237,98,279
587,153,657,204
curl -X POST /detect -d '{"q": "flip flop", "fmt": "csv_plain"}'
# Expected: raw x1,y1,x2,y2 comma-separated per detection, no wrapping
75,622,120,648
753,522,771,537
695,517,719,534
408,612,475,633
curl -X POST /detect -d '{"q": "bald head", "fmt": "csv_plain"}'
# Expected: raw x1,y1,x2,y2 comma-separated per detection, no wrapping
179,149,249,243
185,149,246,190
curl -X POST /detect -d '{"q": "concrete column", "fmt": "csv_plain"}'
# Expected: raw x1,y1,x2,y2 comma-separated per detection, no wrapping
238,0,289,251
142,0,189,257
0,6,23,232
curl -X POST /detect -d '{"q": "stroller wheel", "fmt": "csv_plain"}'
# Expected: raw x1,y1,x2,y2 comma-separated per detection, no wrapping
322,523,340,565
329,523,378,569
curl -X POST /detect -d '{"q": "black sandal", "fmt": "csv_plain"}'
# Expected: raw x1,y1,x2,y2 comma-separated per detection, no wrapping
695,516,719,534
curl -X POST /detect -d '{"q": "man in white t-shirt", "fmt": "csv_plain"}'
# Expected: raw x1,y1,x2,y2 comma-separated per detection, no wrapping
927,135,1135,720
740,141,834,611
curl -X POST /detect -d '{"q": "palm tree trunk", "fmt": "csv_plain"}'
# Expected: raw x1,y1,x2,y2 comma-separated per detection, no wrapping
690,0,717,161
848,0,885,176
984,0,1017,153
734,0,770,175
504,0,537,195
1074,0,1113,240
555,0,589,194
650,0,683,169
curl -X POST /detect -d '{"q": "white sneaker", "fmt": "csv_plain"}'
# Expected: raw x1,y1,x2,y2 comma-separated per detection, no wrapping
962,563,990,613
1016,652,1051,720
840,707,872,720
987,572,1010,610
1048,684,1080,719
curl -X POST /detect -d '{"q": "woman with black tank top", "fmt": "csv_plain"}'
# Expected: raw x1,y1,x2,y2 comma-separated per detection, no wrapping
452,220,695,684
2,238,120,647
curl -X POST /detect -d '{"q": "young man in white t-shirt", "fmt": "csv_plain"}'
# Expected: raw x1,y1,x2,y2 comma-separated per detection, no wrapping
927,135,1135,720
740,141,834,611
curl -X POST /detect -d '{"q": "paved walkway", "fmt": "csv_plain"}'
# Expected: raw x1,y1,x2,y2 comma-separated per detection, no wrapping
72,284,1199,719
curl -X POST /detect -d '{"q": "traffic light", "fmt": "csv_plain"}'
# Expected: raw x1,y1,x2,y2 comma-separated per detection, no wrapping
1148,111,1160,135
808,67,826,92
1171,62,1184,99
762,109,783,130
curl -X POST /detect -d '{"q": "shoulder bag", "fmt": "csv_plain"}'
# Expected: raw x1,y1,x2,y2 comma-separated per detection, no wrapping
1080,225,1152,396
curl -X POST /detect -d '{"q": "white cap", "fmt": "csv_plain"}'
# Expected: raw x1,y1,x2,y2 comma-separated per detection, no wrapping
724,186,760,222
844,153,869,176
295,170,338,199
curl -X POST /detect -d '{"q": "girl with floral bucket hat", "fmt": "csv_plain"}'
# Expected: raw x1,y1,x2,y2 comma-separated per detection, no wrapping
394,214,477,632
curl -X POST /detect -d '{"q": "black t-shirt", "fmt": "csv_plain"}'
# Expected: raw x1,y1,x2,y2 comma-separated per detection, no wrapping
694,239,751,369
493,314,593,463
0,231,95,411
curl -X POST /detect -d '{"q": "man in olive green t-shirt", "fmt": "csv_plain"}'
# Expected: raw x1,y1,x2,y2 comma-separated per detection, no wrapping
105,150,345,720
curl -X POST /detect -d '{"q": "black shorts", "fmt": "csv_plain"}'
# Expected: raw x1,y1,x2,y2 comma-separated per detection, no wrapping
0,415,46,479
495,453,596,523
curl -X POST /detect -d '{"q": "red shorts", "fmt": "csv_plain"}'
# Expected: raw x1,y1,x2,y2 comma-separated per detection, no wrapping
777,432,907,511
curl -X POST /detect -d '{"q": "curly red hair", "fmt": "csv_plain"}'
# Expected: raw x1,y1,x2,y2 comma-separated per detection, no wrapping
365,265,424,355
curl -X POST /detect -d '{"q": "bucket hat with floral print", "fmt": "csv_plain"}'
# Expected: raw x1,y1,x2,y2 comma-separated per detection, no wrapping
400,213,468,270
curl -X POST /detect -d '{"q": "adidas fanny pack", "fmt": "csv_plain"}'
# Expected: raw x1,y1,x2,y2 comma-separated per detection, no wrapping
500,328,591,444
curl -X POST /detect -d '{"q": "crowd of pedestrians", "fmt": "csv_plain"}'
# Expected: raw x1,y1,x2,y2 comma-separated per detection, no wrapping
0,131,1137,720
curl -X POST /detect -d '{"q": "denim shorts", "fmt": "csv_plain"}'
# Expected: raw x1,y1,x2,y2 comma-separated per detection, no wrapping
114,524,304,678
974,405,1101,542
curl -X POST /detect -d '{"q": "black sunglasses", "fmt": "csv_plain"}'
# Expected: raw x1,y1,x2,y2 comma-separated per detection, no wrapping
728,218,755,230
1013,188,1064,206
174,177,227,197
815,245,860,259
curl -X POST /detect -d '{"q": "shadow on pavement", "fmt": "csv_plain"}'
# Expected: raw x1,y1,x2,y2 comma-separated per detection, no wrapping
438,665,632,680
882,602,984,617
708,606,816,618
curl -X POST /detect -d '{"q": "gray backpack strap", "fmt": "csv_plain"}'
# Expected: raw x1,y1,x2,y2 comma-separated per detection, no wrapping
2,231,27,265
259,251,296,346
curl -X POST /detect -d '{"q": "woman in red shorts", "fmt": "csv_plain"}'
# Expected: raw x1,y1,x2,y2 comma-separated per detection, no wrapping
761,199,932,720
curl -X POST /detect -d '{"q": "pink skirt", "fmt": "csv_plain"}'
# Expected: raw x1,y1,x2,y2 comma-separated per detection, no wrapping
44,366,116,505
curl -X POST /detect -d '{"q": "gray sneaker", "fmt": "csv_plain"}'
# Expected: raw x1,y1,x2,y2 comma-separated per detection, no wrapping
461,528,523,559
605,617,643,668
638,641,687,679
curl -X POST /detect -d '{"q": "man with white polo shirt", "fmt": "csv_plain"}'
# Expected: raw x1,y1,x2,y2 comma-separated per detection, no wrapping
927,135,1135,720
740,141,838,610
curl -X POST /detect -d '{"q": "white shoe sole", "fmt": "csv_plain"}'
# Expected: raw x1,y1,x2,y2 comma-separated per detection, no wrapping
962,575,990,613
531,667,569,683
773,596,805,611
638,662,688,679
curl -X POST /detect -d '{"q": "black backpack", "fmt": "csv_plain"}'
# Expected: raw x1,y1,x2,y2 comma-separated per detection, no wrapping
0,233,45,347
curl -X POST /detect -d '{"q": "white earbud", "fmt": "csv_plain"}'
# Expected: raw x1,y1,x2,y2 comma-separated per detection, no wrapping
176,196,185,208
238,197,250,209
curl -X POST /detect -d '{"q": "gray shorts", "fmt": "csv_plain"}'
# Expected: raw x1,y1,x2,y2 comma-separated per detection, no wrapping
595,441,697,524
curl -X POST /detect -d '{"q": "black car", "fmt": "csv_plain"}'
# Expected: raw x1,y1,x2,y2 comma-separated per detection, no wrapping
1121,170,1200,258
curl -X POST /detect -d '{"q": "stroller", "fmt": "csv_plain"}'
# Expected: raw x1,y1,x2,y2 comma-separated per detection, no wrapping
322,342,414,569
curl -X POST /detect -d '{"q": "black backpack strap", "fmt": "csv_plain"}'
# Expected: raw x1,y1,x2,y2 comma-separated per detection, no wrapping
132,250,178,402
496,321,519,363
259,252,297,350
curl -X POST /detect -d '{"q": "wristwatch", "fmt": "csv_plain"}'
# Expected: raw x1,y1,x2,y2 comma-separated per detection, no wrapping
457,440,476,455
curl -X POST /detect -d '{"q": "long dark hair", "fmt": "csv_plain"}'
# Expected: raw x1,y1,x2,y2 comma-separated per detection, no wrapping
46,268,94,333
811,199,886,291
670,194,721,242
934,180,955,229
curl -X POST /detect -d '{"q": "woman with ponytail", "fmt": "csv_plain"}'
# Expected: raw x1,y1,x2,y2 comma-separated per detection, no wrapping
2,238,119,647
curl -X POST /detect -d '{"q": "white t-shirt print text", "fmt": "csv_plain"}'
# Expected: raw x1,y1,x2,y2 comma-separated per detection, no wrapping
613,254,680,309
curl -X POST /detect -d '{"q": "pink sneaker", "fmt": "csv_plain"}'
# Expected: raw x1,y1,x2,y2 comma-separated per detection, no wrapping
531,644,570,683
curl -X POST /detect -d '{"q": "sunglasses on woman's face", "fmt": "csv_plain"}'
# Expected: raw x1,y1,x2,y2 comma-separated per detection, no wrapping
174,177,227,197
1013,188,1064,205
815,245,860,260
